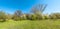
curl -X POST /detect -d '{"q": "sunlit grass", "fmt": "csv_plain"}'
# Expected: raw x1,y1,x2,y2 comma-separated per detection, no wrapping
0,19,60,29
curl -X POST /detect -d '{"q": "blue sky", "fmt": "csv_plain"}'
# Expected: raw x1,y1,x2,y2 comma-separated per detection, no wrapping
0,0,60,14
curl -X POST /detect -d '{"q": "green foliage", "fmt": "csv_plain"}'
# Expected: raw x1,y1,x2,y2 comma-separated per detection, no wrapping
12,10,23,21
36,14,43,20
49,13,57,20
29,4,47,20
43,14,50,20
12,15,20,21
52,13,60,19
25,14,44,20
0,11,7,22
30,14,37,20
1,4,60,21
6,14,12,20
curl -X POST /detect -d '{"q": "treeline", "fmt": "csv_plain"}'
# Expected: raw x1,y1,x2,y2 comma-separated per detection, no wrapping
0,4,60,22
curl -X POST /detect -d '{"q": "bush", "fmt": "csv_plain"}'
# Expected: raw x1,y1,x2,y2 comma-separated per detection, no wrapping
44,15,50,20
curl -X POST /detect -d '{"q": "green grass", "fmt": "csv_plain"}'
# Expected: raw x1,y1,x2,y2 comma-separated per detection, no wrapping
0,19,60,29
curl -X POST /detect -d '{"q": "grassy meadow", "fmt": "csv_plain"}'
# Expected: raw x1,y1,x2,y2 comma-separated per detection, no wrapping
0,3,60,29
0,19,60,29
0,0,60,29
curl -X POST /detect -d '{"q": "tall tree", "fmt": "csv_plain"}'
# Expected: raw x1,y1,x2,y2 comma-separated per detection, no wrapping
12,10,22,21
30,4,47,20
14,10,22,17
31,4,47,14
6,14,12,20
0,11,7,22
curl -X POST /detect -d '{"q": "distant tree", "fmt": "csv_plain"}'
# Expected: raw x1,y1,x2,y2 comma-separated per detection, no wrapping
31,4,47,14
6,14,12,20
30,4,47,20
26,14,37,20
0,11,7,22
53,13,60,19
30,14,37,20
24,14,31,20
49,13,57,19
12,10,22,21
14,10,22,17
49,13,60,19
44,14,50,19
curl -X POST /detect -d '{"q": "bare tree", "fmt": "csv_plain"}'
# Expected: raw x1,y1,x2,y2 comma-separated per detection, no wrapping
14,10,22,17
30,4,47,20
31,4,47,14
12,10,22,21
